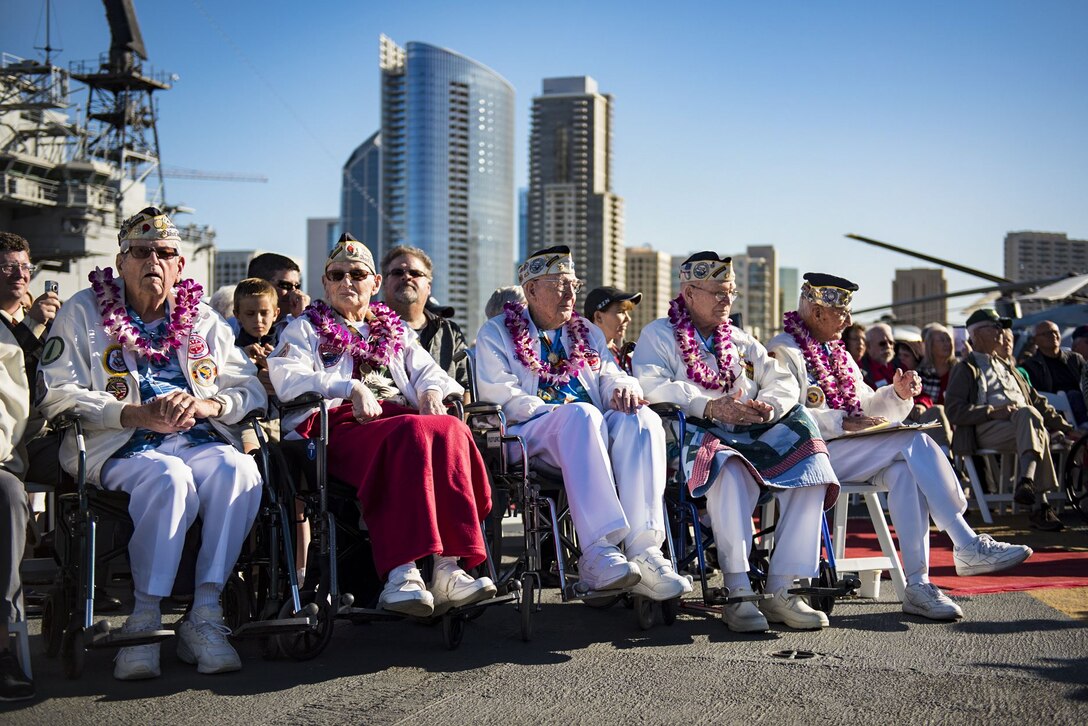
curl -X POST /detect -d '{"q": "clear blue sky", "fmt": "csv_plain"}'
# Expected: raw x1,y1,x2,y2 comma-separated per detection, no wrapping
4,0,1087,321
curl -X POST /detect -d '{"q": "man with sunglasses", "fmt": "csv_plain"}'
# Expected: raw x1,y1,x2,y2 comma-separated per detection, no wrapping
39,207,265,680
380,245,468,388
768,278,1032,621
946,309,1077,531
247,252,310,323
476,245,692,600
860,323,897,390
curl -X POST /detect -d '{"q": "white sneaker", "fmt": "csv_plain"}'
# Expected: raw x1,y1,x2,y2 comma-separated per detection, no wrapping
903,582,963,621
379,563,434,617
114,610,162,681
629,547,692,601
954,534,1033,576
722,587,769,633
760,589,830,630
430,558,497,615
577,541,641,591
177,605,242,674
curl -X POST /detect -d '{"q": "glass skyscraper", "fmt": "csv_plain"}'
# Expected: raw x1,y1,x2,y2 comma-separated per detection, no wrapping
380,35,515,337
340,130,382,256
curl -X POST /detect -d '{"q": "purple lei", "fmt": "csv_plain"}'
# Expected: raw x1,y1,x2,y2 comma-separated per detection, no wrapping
304,299,404,368
503,301,591,385
783,310,862,415
667,294,737,391
88,266,202,365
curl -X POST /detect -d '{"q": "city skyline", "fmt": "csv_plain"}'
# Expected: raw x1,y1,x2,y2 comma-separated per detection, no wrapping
4,1,1086,324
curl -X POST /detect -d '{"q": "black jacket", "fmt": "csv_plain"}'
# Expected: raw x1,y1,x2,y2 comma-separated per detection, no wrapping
1022,349,1085,394
414,310,469,390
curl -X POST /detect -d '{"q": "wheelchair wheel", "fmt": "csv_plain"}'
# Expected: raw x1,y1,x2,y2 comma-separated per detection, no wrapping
661,597,680,626
277,592,335,661
519,574,534,642
42,588,68,657
810,560,837,615
442,614,466,650
61,625,86,680
635,596,655,631
1063,437,1088,524
222,573,253,631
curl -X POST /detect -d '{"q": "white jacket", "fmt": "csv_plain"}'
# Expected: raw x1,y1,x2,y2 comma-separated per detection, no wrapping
766,332,911,440
38,282,266,483
474,310,641,424
267,311,462,435
0,325,29,475
633,318,798,421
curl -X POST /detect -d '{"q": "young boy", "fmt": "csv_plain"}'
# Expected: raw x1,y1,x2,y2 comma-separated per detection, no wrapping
234,278,280,392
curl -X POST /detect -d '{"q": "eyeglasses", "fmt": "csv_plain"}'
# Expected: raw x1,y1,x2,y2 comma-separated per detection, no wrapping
0,263,36,275
327,268,371,283
275,280,303,291
127,246,180,260
537,278,584,294
690,286,740,303
387,268,429,280
877,340,895,347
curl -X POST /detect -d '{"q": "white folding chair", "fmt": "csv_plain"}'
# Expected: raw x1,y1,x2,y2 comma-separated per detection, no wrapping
830,481,907,602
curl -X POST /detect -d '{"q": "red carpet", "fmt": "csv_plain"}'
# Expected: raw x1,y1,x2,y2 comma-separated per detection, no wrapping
842,521,1088,595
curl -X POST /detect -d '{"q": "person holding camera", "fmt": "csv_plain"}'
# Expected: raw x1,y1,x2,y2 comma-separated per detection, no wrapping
0,232,60,383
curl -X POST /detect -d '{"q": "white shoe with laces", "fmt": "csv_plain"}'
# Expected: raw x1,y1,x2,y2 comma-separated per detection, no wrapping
954,534,1033,576
379,563,435,617
902,582,963,621
577,541,641,591
113,610,162,681
629,547,692,601
177,605,242,674
430,558,497,615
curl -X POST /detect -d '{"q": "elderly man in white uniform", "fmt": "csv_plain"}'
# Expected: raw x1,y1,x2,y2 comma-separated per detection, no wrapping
475,246,691,600
634,252,838,632
39,208,265,679
766,273,1032,621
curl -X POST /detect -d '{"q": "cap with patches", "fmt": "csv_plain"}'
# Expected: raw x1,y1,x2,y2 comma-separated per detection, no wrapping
583,286,642,319
518,245,575,284
118,207,180,249
965,308,1013,329
326,233,375,274
679,252,734,282
801,272,858,309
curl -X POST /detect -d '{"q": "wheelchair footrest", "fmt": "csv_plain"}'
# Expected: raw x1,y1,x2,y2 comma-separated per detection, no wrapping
565,583,628,602
703,586,765,606
232,617,313,639
91,627,175,649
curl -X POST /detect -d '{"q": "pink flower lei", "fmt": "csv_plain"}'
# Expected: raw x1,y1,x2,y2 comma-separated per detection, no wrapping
88,266,203,365
304,299,404,368
667,294,737,391
783,310,862,415
503,301,591,385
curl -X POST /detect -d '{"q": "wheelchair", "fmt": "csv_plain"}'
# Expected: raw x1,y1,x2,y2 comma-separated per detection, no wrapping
1062,434,1088,524
41,414,320,678
661,409,860,623
462,354,684,639
273,393,513,651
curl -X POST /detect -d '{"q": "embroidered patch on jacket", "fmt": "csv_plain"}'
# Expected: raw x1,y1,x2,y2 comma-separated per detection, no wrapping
805,385,826,408
102,345,128,376
743,358,755,380
105,377,130,401
41,337,64,365
191,360,218,385
188,334,210,360
585,348,602,372
318,342,343,368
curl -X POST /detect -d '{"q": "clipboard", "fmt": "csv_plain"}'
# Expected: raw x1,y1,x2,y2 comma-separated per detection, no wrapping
838,420,940,440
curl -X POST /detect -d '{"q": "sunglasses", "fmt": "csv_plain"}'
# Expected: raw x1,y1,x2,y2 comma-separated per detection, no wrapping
387,268,429,279
327,269,371,282
127,246,180,260
276,280,303,291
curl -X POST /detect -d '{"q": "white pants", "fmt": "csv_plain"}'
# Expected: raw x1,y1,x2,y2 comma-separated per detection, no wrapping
704,458,827,579
828,430,967,583
100,438,263,597
510,403,667,554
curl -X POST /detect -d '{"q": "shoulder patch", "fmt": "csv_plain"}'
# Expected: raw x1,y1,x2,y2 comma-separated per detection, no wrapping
41,336,64,365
